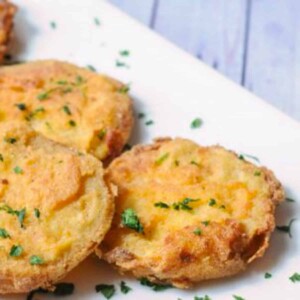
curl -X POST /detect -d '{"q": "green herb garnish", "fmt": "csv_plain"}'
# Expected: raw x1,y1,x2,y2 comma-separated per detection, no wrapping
56,80,68,85
30,255,44,265
190,118,202,129
118,84,130,94
69,120,76,127
265,272,272,279
119,50,130,57
13,166,23,174
173,198,199,211
202,221,210,226
26,107,45,120
37,91,49,100
0,205,26,228
10,245,23,257
4,137,17,144
115,60,129,68
208,199,216,206
86,64,96,72
50,21,56,29
194,228,202,235
0,154,3,161
233,296,245,300
94,17,100,26
155,153,169,165
122,144,132,152
34,208,40,219
15,103,26,111
95,284,116,299
26,283,74,300
286,197,295,202
121,208,144,233
140,277,172,291
276,218,296,238
0,228,10,238
98,129,107,140
138,112,145,119
290,273,300,283
254,171,261,176
194,296,211,300
239,153,260,163
154,202,169,209
145,120,154,126
62,105,72,115
120,281,132,294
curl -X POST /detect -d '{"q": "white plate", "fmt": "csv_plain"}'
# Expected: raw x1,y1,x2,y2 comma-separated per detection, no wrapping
5,0,300,299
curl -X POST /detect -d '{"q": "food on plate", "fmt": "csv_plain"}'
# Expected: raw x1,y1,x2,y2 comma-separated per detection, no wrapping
0,60,133,163
0,122,115,293
98,137,285,288
0,0,17,62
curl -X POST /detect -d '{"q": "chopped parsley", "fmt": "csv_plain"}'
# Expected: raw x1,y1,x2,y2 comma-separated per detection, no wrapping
202,220,210,226
30,255,44,265
290,272,300,283
50,21,57,29
122,144,132,152
173,198,199,211
140,277,172,291
120,281,132,294
75,75,85,85
94,17,100,26
145,120,154,126
233,296,245,300
34,208,40,219
62,105,72,115
4,137,17,144
13,166,23,174
219,204,226,209
155,153,169,165
69,120,76,127
194,296,211,300
95,284,116,299
15,103,27,111
190,118,202,129
118,84,130,94
26,107,45,120
138,112,145,119
208,198,217,206
115,60,129,68
27,282,74,300
174,160,180,166
154,202,169,209
10,245,23,257
239,153,260,163
56,80,68,85
121,208,144,233
190,160,200,167
0,228,10,238
254,170,261,176
265,272,272,279
119,50,130,57
62,87,73,94
286,197,295,202
0,205,26,228
276,218,296,238
98,129,107,140
193,228,202,235
86,64,96,72
0,154,3,161
37,91,49,100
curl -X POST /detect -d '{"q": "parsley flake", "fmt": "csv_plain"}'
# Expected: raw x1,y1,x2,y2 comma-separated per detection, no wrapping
69,120,76,127
0,228,10,238
194,228,202,235
290,273,300,283
276,218,297,238
118,84,130,94
30,255,44,265
140,277,172,291
16,208,26,228
239,153,260,163
0,154,3,161
10,245,23,257
95,284,116,299
37,91,49,100
34,208,40,219
265,272,272,279
62,105,72,115
173,198,199,211
4,137,17,144
233,296,245,300
145,120,154,126
13,166,23,174
50,21,56,29
119,50,130,57
138,112,145,119
154,202,169,209
86,64,96,72
121,208,144,233
115,60,129,68
190,160,200,167
98,129,107,140
155,153,169,165
190,118,202,129
15,103,27,111
254,170,261,176
286,197,295,202
122,144,132,152
120,281,132,294
194,296,211,300
202,221,210,226
94,17,100,26
208,198,217,206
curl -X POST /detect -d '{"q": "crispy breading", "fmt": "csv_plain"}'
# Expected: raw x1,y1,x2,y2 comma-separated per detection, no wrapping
0,122,114,294
0,60,133,163
98,137,285,288
0,0,16,62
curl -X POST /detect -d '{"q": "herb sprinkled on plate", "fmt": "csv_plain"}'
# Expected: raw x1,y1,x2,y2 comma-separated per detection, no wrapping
233,295,245,300
120,281,132,294
34,208,40,219
119,50,130,57
194,228,202,235
190,118,202,129
50,21,56,29
86,64,96,72
95,284,116,299
264,272,272,279
140,277,172,291
145,120,154,126
138,112,145,119
286,197,295,202
290,273,300,283
276,218,297,238
115,60,129,68
94,17,100,26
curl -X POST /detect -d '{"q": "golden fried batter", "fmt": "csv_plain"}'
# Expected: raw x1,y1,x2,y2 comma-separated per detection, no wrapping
0,60,133,163
98,138,284,288
0,122,114,293
0,0,16,62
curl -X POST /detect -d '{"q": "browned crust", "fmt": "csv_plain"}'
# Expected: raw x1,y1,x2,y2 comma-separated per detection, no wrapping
98,137,285,288
0,0,17,62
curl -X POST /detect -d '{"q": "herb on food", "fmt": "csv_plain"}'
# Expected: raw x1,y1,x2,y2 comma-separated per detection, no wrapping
154,202,169,209
233,296,245,300
15,103,26,111
208,199,216,206
190,160,200,167
95,284,116,299
121,208,144,233
254,170,261,176
173,198,199,211
10,245,23,257
86,64,96,72
265,272,272,279
0,228,10,238
155,153,169,165
62,105,72,115
30,255,44,265
4,137,17,144
0,205,26,228
34,208,40,219
69,120,76,127
120,281,132,294
13,166,23,174
202,221,210,226
122,144,132,152
145,120,154,126
194,228,202,235
98,129,106,140
238,153,260,163
0,154,3,161
140,277,172,291
276,218,297,238
118,84,130,94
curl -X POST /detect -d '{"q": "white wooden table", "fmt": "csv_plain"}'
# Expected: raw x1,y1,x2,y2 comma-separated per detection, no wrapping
109,0,300,122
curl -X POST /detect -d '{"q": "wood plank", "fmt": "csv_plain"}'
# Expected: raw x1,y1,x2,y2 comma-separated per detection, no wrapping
152,0,247,83
108,0,155,25
245,0,300,121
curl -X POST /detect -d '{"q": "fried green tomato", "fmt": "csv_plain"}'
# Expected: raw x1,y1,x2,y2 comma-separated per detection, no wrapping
0,122,114,293
0,60,133,163
98,138,284,288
